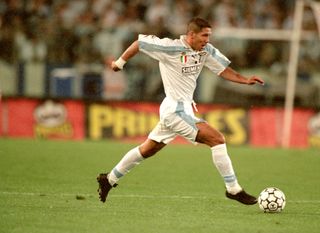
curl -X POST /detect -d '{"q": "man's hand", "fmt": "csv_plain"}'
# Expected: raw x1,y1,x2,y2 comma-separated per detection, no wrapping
246,76,265,86
104,40,139,72
111,60,122,72
105,57,122,72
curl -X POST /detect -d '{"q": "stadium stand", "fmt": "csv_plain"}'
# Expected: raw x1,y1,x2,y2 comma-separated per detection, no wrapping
0,0,319,107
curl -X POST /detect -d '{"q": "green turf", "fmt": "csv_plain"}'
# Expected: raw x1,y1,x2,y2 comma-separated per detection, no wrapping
0,138,319,233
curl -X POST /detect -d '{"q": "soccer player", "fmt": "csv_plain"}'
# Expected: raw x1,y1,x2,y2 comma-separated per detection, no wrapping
97,17,264,205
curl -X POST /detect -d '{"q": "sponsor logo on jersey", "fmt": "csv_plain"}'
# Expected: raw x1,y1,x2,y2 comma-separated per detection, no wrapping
182,64,201,74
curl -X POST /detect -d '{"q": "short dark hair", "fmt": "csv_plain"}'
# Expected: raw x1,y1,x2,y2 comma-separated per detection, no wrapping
187,17,211,33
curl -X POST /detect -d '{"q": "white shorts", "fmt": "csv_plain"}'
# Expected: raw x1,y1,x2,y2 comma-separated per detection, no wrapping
148,97,205,144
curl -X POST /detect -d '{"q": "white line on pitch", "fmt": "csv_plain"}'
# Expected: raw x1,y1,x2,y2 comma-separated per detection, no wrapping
1,191,320,203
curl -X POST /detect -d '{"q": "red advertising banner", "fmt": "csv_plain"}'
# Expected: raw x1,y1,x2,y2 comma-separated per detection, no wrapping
1,98,318,148
250,107,315,148
1,98,85,140
0,97,3,136
7,99,38,137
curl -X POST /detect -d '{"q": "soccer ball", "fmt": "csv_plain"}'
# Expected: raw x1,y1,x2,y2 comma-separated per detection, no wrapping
258,187,286,213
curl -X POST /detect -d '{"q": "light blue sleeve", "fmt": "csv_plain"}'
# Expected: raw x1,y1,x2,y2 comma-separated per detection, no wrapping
138,34,186,62
204,44,231,75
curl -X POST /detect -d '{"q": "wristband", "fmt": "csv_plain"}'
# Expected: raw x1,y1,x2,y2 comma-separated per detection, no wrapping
114,57,126,70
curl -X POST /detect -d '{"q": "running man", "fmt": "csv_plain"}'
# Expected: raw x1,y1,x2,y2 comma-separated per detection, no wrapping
97,17,264,205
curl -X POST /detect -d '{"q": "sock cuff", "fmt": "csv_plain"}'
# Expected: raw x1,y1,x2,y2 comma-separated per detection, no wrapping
134,146,144,161
211,143,227,153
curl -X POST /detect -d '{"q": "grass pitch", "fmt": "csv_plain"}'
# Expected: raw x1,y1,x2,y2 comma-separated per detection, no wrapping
0,138,319,233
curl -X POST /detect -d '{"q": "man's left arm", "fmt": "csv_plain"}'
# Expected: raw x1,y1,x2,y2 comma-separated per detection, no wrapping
219,67,265,85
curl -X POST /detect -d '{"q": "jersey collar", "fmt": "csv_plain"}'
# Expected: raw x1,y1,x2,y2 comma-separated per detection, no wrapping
180,35,206,52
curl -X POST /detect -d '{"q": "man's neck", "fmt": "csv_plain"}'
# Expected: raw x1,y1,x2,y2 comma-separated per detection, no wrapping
181,35,194,50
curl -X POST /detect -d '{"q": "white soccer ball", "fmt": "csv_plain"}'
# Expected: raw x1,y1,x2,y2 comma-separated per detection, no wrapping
258,187,286,213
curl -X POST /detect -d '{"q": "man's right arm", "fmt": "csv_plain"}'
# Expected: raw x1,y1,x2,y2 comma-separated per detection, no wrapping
109,40,140,71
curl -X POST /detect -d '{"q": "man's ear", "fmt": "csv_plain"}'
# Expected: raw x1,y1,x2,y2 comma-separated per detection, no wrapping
188,31,195,39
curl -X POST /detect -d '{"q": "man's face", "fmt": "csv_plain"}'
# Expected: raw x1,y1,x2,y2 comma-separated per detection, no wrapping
190,27,212,51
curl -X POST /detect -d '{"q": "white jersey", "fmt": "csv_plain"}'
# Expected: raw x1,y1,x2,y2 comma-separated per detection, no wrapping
138,34,230,102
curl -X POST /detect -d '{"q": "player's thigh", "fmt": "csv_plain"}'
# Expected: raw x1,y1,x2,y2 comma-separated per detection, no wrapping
167,114,199,143
148,121,177,144
195,122,225,147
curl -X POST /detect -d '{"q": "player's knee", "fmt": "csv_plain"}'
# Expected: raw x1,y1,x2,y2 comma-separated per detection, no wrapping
212,134,225,145
140,148,157,158
206,133,225,147
139,141,165,158
215,134,226,145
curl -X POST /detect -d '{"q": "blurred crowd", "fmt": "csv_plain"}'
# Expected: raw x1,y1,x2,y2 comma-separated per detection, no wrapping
0,0,319,103
1,0,318,64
